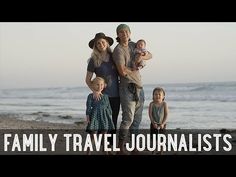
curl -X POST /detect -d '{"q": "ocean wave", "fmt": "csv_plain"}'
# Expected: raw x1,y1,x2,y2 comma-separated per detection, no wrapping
0,95,87,100
166,97,236,102
189,86,210,91
0,103,64,107
145,81,236,93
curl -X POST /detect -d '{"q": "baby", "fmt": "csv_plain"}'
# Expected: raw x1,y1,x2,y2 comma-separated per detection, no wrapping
133,39,149,70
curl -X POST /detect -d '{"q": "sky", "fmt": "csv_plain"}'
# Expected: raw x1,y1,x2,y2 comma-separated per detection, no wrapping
0,22,236,89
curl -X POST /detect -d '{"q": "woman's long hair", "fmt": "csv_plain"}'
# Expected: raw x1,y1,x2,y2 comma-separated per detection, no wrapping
91,43,112,68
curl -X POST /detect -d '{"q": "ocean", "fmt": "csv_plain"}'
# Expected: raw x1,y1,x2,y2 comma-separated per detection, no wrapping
0,81,236,129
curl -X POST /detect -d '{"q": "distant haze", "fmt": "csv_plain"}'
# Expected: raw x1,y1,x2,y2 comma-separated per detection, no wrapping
0,22,236,89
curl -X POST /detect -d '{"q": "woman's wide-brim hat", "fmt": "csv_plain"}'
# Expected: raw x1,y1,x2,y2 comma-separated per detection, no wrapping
89,32,114,49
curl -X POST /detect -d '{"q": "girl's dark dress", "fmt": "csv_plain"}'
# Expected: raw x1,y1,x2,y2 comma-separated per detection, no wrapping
86,93,115,132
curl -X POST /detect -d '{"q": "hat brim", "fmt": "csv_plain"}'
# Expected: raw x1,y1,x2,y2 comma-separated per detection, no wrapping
89,37,113,49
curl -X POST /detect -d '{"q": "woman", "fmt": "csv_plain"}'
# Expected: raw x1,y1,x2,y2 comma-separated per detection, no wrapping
85,32,120,144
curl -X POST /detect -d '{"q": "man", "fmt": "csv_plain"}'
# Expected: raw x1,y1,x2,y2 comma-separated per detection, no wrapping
113,24,152,154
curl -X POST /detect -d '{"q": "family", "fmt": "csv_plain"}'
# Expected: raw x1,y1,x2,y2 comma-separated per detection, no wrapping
85,24,169,155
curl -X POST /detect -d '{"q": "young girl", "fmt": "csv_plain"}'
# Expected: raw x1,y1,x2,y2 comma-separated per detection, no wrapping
148,87,169,154
85,77,115,155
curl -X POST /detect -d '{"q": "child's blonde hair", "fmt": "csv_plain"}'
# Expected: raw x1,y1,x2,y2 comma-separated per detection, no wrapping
91,77,105,85
152,87,166,101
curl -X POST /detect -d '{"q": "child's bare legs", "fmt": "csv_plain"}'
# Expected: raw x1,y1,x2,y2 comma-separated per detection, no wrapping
137,60,146,70
155,127,165,155
131,60,139,71
150,124,164,155
86,131,97,155
100,131,109,155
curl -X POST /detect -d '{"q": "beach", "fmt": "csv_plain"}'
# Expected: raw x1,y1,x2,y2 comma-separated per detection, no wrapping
0,114,86,129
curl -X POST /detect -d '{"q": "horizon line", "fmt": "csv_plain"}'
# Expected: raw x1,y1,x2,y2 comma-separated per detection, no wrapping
1,80,236,90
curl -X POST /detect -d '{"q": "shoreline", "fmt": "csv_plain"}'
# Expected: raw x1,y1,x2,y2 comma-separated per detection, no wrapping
0,114,86,129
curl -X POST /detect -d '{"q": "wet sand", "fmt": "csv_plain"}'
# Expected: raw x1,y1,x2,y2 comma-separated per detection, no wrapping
0,114,86,129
